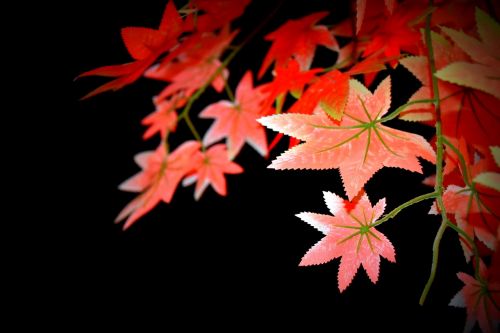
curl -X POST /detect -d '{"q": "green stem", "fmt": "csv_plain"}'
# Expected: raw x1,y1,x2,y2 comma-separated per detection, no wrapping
176,0,284,141
442,137,472,186
223,76,235,101
178,50,240,120
371,192,437,227
419,219,447,305
184,114,202,145
178,0,284,119
445,221,482,281
419,1,449,306
378,99,435,123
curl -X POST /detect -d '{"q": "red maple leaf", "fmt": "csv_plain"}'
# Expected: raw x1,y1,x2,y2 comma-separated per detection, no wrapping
297,191,395,291
259,12,338,78
259,77,436,199
115,141,201,229
183,144,243,200
362,4,425,66
436,155,500,254
355,0,396,34
288,70,350,120
141,95,183,140
189,0,251,32
200,71,269,159
259,59,321,110
145,28,236,101
435,8,500,100
449,265,500,333
78,1,183,99
400,31,500,146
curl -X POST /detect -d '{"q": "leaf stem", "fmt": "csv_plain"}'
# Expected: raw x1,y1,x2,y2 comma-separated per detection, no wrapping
419,1,449,306
223,76,235,101
419,219,447,305
442,137,471,186
175,0,284,142
371,192,437,227
184,114,203,145
378,99,435,123
445,220,482,282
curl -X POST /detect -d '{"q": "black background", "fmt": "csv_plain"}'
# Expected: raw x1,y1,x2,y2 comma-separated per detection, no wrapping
57,0,476,330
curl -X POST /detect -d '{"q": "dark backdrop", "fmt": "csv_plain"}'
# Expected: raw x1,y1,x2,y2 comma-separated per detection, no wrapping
60,0,473,330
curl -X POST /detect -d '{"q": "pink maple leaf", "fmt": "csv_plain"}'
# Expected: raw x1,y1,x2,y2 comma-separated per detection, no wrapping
259,77,435,199
400,30,500,146
200,71,269,159
145,28,236,101
450,265,500,333
115,141,201,229
141,95,182,140
297,191,395,292
183,144,243,200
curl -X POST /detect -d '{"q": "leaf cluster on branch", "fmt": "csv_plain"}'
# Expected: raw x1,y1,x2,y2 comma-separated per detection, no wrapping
78,1,500,331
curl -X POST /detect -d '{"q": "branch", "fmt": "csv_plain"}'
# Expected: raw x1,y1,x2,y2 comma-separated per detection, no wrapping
419,1,449,306
378,99,435,123
371,192,437,227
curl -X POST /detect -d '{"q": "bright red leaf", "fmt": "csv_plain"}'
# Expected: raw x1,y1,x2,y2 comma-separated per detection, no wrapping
288,70,350,120
190,0,250,32
259,59,321,109
362,4,424,66
78,1,183,99
259,12,338,78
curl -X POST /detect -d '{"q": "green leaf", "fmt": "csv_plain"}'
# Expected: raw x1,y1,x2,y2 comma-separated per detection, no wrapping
473,172,500,192
490,146,500,168
320,100,345,121
290,89,302,99
476,8,500,56
399,111,433,122
435,62,500,100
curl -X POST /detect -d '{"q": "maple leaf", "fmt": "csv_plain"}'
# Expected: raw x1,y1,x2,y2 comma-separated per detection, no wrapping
297,191,395,292
259,59,321,109
449,266,500,333
115,141,200,229
200,71,269,159
78,1,183,99
154,58,229,102
434,151,500,257
259,77,436,199
190,0,250,32
183,144,243,200
356,0,396,34
362,4,424,66
435,8,500,100
259,12,338,78
288,70,350,120
141,95,182,140
400,31,500,146
145,28,236,101
439,185,499,257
